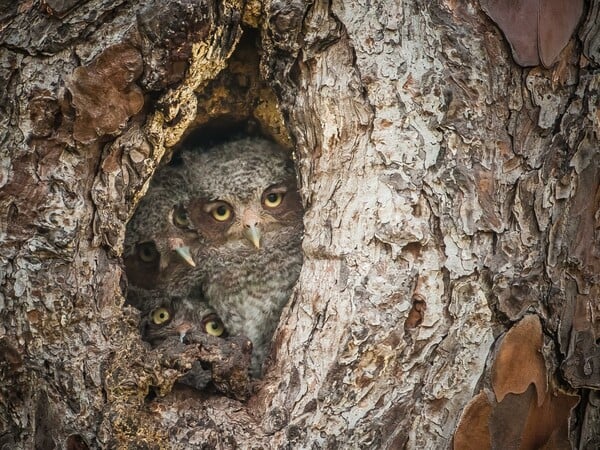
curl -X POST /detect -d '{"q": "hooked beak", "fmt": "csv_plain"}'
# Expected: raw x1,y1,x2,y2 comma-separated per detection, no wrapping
244,224,261,249
167,238,196,267
176,322,193,343
175,246,196,267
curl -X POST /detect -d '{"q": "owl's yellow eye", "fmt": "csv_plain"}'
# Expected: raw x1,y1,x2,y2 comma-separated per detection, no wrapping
211,204,232,222
151,307,171,325
263,192,283,208
204,315,225,337
138,243,159,263
172,206,190,228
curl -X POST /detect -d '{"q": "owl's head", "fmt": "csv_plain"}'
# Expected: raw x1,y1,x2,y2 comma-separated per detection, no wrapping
140,295,227,346
124,166,198,290
180,137,304,253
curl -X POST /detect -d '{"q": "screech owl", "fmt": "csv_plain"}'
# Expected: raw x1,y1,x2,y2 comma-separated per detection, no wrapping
123,164,200,308
180,137,304,376
137,290,228,390
139,294,227,346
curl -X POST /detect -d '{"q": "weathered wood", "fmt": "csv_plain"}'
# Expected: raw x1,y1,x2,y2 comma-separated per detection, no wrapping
1,0,599,448
1,1,247,447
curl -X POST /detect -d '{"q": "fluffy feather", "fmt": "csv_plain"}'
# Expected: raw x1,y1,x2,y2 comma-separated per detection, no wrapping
182,137,304,376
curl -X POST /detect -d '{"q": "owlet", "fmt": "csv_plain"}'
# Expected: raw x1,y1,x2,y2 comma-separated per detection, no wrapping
123,164,199,309
137,290,227,391
139,293,227,346
180,137,304,376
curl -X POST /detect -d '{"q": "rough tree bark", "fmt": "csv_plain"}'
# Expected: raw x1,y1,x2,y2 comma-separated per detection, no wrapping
1,0,599,448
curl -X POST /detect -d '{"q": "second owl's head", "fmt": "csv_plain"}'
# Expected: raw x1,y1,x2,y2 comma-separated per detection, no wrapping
176,137,304,251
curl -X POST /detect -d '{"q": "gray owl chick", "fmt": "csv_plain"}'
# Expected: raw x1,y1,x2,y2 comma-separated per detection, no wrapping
181,137,304,376
124,164,200,308
138,291,228,390
139,293,227,346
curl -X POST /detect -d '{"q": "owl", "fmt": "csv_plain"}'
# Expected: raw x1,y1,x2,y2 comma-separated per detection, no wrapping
137,290,228,391
139,293,227,346
180,137,304,376
123,164,201,308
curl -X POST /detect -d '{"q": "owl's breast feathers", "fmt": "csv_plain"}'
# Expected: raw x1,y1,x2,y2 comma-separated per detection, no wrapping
202,225,303,366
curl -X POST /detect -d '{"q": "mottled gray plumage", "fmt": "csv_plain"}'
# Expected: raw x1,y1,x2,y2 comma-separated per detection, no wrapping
182,137,304,376
138,293,226,346
123,160,235,390
123,164,200,308
137,291,227,390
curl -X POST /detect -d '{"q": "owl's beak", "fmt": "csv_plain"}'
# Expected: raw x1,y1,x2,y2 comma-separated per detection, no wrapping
242,209,262,249
175,246,196,267
167,238,196,267
176,322,193,343
244,225,261,249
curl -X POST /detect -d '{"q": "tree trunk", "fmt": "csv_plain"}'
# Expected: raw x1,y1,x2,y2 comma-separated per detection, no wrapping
1,0,599,448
